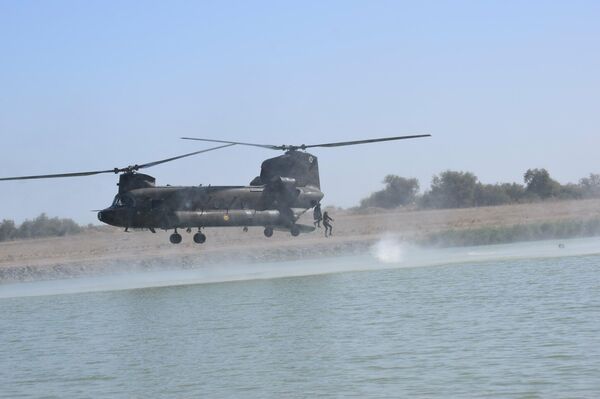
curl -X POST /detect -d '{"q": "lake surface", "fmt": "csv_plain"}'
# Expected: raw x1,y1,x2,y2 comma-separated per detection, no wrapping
2,238,600,398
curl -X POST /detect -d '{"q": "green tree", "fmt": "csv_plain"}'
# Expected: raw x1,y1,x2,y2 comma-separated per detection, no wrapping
523,168,560,199
579,173,600,198
499,182,526,203
360,175,420,208
5,213,83,240
0,219,17,241
421,170,478,209
557,183,582,200
474,184,512,206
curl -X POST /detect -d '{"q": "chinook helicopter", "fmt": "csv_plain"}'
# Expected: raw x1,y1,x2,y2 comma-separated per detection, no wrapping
0,135,430,244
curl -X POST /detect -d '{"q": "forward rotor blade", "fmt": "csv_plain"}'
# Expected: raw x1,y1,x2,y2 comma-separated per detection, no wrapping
0,143,236,182
302,134,431,149
137,143,236,169
0,169,117,181
180,137,282,150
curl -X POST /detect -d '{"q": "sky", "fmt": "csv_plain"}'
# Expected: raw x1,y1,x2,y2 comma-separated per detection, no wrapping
1,1,599,224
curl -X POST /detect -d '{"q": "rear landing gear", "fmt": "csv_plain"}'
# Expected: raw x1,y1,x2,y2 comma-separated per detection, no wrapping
290,225,300,237
170,230,182,244
264,226,273,237
193,232,207,244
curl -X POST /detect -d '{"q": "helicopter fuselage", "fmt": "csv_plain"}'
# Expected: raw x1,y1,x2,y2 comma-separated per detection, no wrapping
97,184,324,230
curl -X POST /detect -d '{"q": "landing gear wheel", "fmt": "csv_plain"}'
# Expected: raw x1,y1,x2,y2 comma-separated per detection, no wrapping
290,225,300,237
170,232,182,244
264,227,273,238
193,232,207,244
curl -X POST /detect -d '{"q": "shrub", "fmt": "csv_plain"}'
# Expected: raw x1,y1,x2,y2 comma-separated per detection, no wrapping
0,214,83,242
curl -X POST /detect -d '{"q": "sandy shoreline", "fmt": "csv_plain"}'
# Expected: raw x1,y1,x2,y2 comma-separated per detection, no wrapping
1,199,600,282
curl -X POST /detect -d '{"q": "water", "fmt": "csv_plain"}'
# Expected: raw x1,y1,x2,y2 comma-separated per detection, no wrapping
2,238,600,398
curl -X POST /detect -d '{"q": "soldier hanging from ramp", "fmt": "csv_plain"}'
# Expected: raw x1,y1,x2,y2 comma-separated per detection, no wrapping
323,211,334,237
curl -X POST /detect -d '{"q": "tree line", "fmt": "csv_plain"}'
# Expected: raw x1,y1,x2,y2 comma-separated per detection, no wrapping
0,213,82,242
359,169,600,210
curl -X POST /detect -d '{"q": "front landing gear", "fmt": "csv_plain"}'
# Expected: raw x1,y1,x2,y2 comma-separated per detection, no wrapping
170,230,182,244
168,228,207,245
264,226,273,237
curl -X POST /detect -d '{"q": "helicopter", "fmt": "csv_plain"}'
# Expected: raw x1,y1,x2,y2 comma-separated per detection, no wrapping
0,135,430,244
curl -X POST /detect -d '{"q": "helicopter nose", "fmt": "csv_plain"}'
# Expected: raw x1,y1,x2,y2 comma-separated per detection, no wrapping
97,209,114,225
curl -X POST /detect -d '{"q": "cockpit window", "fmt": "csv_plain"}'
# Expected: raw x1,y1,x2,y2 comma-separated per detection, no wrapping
112,194,134,208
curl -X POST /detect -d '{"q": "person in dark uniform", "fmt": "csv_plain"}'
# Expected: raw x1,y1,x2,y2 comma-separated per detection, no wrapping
323,211,334,237
313,203,323,228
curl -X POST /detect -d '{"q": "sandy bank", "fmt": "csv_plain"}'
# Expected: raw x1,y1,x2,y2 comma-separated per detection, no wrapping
1,199,599,282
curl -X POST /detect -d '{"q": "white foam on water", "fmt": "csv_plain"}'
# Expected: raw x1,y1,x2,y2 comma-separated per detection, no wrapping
370,234,405,263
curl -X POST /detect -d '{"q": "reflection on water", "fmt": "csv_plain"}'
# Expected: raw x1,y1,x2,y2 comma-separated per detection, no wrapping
2,238,600,398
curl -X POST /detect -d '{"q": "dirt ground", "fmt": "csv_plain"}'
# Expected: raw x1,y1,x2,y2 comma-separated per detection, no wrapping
1,199,599,282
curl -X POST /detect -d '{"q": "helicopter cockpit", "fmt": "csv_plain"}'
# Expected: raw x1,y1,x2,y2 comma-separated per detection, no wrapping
111,194,135,208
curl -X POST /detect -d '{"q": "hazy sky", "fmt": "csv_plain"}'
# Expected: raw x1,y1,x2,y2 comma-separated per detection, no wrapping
1,1,599,223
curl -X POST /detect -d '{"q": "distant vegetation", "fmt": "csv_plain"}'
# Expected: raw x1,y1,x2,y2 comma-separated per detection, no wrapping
358,169,600,210
359,175,420,209
420,218,600,247
0,214,84,242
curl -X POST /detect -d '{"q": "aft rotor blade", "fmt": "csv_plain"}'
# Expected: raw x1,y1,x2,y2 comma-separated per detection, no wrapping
180,137,282,150
138,143,236,169
0,169,117,181
181,134,431,151
302,134,431,149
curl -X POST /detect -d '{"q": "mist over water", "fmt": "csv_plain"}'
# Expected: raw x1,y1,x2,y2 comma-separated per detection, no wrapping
3,236,600,299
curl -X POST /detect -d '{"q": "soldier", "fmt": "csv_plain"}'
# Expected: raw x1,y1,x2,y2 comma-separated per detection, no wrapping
313,203,322,228
323,211,334,237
